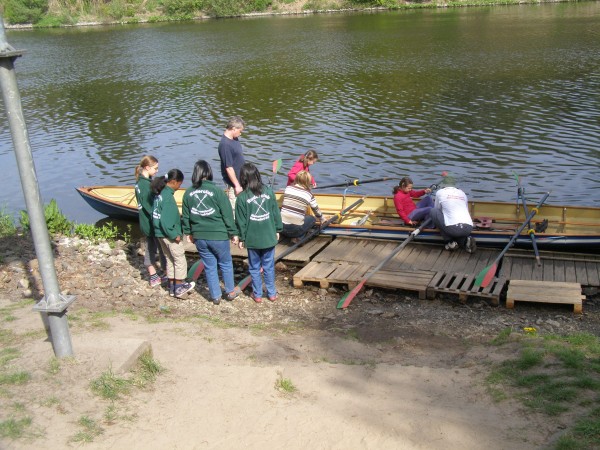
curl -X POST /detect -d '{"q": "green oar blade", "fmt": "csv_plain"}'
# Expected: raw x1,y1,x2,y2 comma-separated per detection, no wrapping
337,281,366,309
474,262,497,288
237,275,252,291
273,159,282,173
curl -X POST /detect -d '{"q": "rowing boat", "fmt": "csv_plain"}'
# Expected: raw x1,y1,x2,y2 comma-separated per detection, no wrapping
76,185,600,251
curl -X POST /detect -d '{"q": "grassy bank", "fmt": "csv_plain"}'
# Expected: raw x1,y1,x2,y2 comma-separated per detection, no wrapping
0,0,579,28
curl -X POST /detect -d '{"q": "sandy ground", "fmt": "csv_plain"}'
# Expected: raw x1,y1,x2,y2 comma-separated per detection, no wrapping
2,235,595,448
2,302,558,450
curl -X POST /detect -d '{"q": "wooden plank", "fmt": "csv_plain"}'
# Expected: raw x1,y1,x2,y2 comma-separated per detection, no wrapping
553,258,566,283
507,280,584,314
543,259,554,282
498,255,513,279
586,261,600,287
574,261,589,286
564,260,577,284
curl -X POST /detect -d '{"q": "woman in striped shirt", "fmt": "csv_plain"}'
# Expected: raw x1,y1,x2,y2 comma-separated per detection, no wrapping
280,170,324,243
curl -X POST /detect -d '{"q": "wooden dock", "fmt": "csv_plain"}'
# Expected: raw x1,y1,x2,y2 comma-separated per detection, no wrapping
282,237,599,311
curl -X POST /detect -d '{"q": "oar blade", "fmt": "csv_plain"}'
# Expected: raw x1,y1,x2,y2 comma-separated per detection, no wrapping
273,159,282,173
187,260,205,282
474,262,497,288
237,274,252,291
337,281,366,309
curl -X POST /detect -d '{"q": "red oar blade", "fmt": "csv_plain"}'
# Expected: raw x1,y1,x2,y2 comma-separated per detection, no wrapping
272,159,282,173
474,262,498,288
337,280,366,309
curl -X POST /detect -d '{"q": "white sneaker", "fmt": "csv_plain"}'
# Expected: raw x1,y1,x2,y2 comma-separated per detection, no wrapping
174,281,195,298
465,236,477,253
445,241,458,251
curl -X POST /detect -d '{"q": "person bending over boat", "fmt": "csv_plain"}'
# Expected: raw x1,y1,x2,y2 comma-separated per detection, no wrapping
218,116,246,211
429,177,476,253
287,150,318,188
281,170,324,243
134,155,167,288
393,177,433,226
182,160,240,305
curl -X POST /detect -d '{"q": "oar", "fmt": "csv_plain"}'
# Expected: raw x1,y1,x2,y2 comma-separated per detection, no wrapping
236,197,366,291
474,191,550,288
513,172,541,266
314,177,392,190
270,159,282,189
186,260,205,282
337,218,432,310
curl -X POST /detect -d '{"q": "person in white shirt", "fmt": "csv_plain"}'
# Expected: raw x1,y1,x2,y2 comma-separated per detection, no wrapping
429,177,476,253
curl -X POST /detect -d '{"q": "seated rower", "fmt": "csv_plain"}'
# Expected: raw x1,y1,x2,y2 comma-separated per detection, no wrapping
280,170,324,243
393,177,433,226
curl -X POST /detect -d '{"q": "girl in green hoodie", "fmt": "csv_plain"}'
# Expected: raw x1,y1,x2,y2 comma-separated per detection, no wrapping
235,163,283,303
151,169,195,298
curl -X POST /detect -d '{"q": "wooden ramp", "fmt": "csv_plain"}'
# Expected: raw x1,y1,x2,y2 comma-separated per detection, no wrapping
506,280,585,314
292,261,435,299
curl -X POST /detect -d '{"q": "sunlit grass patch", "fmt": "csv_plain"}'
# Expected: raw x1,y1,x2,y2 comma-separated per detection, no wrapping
0,416,32,439
0,371,31,386
275,374,296,394
70,416,104,443
486,332,600,418
90,368,131,400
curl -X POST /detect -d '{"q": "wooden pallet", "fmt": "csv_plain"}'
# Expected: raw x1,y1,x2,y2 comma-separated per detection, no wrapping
292,261,435,298
427,272,506,305
506,280,585,314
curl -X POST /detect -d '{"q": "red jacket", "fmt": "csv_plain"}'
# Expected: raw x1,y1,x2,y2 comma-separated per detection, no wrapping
286,157,316,187
393,189,426,223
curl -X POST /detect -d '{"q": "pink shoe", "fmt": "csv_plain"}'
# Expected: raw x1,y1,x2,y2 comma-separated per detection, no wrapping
251,293,263,303
268,295,277,302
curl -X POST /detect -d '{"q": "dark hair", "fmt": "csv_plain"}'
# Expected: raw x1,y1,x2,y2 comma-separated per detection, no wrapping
393,176,413,195
151,169,184,195
191,160,213,188
299,150,318,169
239,162,263,196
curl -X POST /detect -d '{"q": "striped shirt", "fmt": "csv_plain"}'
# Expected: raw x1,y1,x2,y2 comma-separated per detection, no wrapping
280,185,322,226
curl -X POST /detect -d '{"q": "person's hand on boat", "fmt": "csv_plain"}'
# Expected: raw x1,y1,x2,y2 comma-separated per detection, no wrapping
424,188,432,194
238,241,245,249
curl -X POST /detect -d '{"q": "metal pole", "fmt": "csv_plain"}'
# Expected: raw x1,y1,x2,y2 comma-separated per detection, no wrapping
0,17,74,357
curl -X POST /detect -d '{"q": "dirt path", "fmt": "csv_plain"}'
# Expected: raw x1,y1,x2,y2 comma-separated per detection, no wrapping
1,235,598,448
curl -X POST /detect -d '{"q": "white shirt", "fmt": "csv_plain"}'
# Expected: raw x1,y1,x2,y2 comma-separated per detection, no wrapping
434,187,473,226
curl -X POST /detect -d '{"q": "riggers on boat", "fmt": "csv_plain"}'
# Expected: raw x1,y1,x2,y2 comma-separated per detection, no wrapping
76,186,600,252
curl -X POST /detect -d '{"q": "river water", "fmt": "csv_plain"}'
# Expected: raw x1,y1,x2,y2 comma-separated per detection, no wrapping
1,3,599,223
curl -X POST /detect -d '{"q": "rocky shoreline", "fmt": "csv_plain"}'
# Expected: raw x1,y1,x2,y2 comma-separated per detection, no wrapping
1,233,599,342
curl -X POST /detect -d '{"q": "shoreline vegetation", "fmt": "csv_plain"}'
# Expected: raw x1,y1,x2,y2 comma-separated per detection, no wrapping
0,0,577,29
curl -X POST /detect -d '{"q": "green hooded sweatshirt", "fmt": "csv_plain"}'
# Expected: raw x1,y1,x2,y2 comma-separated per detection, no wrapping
182,180,237,240
235,186,283,249
152,186,182,240
135,175,154,237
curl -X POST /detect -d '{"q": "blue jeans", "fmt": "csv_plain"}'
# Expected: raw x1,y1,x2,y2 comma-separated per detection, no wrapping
408,196,434,222
247,247,276,298
194,239,235,300
282,215,316,239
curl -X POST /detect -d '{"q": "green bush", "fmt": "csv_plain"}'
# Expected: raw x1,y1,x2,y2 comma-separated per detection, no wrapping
33,13,74,27
161,0,204,16
2,0,49,24
73,222,120,244
0,208,17,238
20,199,73,236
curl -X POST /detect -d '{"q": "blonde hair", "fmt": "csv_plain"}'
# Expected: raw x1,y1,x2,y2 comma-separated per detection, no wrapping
294,171,313,190
135,155,158,181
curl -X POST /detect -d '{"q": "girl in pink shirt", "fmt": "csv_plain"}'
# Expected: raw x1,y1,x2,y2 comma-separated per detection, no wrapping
393,177,433,226
287,150,318,188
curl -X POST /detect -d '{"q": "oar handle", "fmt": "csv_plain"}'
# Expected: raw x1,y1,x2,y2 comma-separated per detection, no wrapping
315,177,391,190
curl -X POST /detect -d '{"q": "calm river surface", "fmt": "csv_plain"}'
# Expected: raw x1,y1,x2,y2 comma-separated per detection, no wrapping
1,3,599,223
